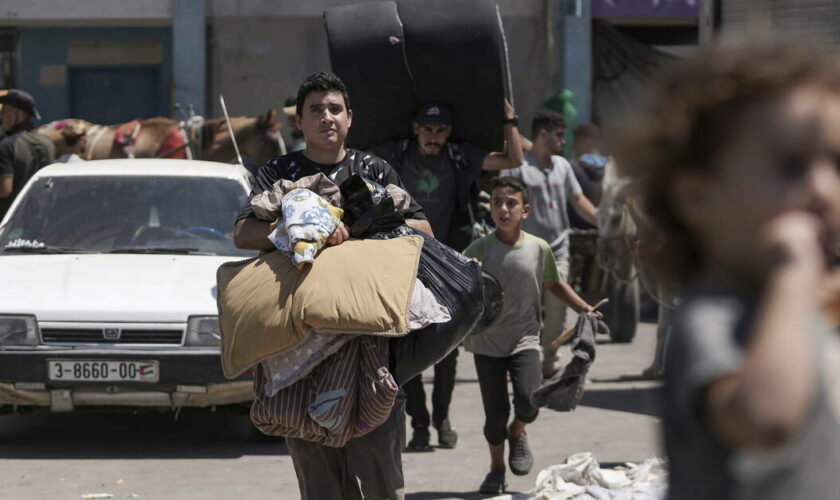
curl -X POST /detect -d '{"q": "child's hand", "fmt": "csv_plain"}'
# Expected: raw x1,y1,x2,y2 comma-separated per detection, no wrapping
326,222,349,246
584,306,603,319
763,213,825,272
820,269,840,322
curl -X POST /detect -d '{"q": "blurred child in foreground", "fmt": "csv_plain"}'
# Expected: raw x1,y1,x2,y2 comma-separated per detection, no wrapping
618,40,840,499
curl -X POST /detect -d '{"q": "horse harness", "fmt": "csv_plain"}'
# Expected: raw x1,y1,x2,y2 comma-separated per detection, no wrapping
114,120,143,159
83,120,142,160
84,125,109,161
76,115,281,163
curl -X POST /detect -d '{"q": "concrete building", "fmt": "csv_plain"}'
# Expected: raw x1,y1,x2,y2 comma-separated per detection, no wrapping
0,1,178,124
0,0,565,135
718,0,840,46
10,1,829,139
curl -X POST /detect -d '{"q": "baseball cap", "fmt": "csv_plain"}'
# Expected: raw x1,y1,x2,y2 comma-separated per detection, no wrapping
0,89,41,120
415,102,452,126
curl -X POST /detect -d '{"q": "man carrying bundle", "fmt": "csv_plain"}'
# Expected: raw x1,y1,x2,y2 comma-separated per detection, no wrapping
235,71,432,500
371,99,524,451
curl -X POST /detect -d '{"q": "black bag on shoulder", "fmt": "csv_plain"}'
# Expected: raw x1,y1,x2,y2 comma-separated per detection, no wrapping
14,131,56,180
387,228,484,385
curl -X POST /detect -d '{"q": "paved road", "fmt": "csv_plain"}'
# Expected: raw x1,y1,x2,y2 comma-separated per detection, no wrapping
0,321,662,500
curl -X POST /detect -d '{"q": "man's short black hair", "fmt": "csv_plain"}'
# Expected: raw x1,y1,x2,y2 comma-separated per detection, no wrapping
296,72,351,116
491,176,528,205
531,109,566,138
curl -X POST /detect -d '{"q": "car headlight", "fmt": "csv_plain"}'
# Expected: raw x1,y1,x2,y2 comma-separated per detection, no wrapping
0,315,39,346
185,316,221,347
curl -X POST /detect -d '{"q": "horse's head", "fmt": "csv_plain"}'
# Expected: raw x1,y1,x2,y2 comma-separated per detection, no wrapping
597,159,638,273
38,119,93,155
202,110,284,170
239,109,283,167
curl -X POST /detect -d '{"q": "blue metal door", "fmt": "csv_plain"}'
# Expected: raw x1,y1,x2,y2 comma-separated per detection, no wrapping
69,66,164,124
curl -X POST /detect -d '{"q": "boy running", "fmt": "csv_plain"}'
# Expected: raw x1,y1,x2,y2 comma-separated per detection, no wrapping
463,176,598,494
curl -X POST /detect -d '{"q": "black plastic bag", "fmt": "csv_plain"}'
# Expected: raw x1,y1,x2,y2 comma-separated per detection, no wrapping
340,174,486,385
339,174,405,238
368,226,484,385
476,270,503,330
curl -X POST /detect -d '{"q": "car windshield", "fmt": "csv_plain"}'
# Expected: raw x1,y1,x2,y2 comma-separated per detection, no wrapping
0,175,256,257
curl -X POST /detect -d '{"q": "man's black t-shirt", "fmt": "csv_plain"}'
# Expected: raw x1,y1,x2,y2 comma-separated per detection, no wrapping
0,121,34,178
236,148,427,222
370,139,485,246
0,137,15,178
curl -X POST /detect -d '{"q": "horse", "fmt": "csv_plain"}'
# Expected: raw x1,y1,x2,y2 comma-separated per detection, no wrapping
597,158,638,280
598,157,676,309
597,159,677,375
38,109,284,168
199,111,285,168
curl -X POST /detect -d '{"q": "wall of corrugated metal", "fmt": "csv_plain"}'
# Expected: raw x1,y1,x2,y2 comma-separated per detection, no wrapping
721,0,840,48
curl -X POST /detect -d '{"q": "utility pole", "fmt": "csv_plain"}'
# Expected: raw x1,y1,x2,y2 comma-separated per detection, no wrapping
173,0,207,116
561,0,592,124
699,0,718,46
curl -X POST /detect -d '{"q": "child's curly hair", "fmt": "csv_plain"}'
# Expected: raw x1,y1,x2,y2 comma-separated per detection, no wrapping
616,40,840,285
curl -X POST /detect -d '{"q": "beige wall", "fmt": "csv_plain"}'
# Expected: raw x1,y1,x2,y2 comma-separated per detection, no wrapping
1,0,563,134
208,15,331,119
0,0,170,26
208,0,561,139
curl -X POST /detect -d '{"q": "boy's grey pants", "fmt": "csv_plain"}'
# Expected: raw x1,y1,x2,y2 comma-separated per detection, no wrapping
285,394,406,500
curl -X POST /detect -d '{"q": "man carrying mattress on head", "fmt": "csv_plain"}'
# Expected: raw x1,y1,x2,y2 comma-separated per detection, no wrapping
233,72,434,500
370,100,524,451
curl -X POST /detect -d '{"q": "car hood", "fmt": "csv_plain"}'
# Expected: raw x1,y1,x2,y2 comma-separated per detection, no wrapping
0,254,243,322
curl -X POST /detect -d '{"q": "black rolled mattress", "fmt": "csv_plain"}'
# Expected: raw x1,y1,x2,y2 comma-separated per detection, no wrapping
324,0,512,152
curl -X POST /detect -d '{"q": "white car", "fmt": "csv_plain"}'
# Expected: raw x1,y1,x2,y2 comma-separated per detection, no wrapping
0,159,256,413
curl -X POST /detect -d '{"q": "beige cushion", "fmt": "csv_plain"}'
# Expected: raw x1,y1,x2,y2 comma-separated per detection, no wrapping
216,236,423,378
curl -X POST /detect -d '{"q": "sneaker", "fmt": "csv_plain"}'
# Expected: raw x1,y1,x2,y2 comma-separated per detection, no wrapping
478,469,507,495
406,427,433,452
508,433,534,476
435,418,458,448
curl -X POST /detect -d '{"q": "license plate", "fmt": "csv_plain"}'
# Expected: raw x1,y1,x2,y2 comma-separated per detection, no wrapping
47,360,159,382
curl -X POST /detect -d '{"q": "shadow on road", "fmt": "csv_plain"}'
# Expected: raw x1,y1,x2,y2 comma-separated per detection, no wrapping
590,375,661,383
406,491,525,500
578,385,662,418
453,377,479,384
0,408,287,459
